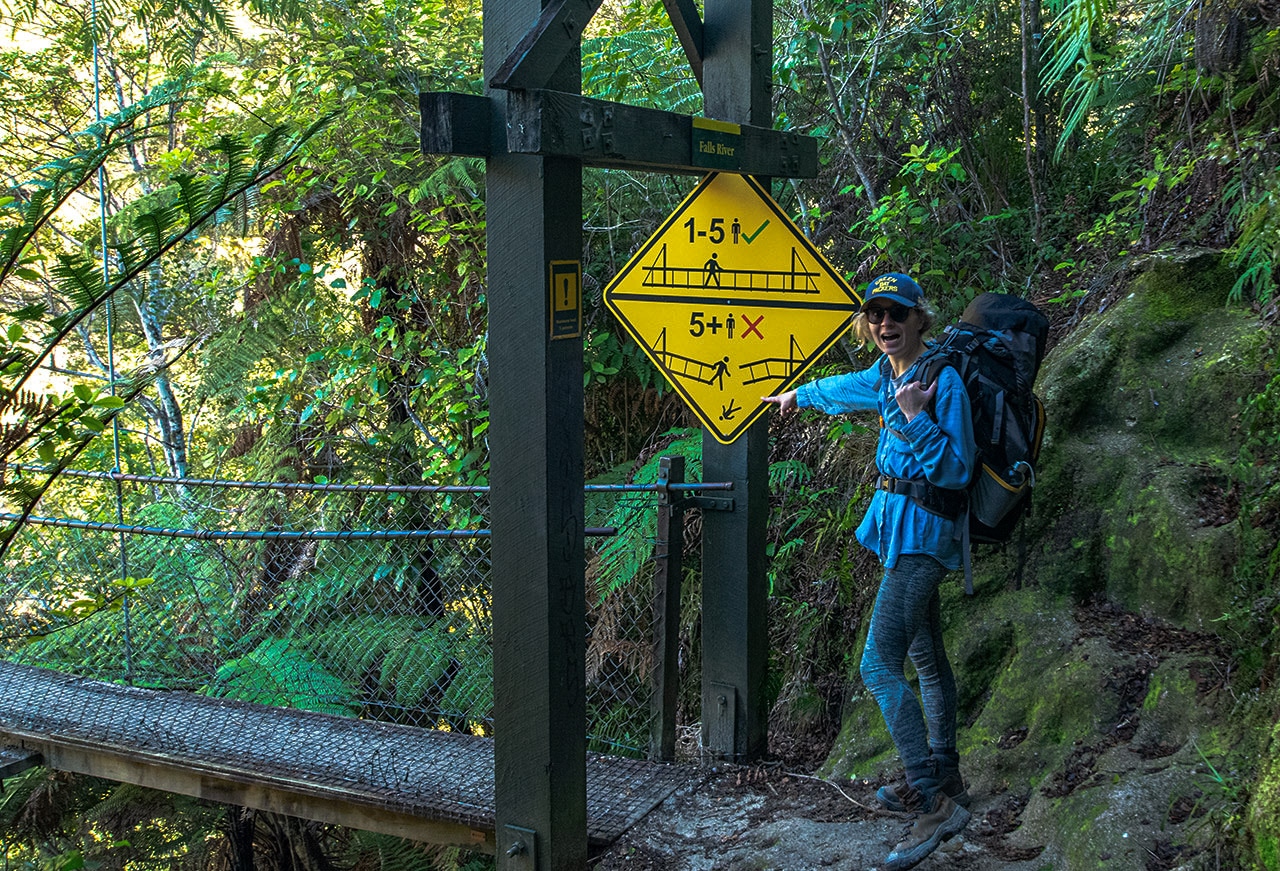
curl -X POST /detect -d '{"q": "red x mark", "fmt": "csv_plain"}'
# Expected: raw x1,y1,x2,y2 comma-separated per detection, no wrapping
741,314,764,339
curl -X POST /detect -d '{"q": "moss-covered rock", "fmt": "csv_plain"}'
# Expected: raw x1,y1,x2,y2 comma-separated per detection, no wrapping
1249,714,1280,871
1029,253,1265,626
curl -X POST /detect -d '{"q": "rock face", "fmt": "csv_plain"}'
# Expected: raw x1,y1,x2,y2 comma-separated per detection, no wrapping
820,254,1279,868
1032,254,1262,625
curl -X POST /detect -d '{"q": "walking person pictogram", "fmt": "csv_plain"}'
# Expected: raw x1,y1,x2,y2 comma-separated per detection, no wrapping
703,253,722,286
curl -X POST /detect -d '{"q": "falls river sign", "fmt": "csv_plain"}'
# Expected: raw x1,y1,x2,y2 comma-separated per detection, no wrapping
603,172,863,444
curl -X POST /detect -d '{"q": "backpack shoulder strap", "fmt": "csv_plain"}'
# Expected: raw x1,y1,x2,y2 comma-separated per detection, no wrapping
917,327,983,388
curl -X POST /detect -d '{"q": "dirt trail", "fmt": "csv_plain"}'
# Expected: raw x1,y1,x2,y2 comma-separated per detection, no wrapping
592,765,1054,871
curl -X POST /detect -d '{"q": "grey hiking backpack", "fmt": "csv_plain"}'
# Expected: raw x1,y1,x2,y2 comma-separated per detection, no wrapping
893,293,1050,592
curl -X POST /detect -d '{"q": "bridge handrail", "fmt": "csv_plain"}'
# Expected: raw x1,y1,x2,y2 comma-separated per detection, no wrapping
0,512,625,540
2,464,732,495
0,513,491,540
2,456,719,760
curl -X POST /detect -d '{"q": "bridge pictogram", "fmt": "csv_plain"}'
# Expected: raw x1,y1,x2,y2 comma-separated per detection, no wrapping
739,335,806,386
641,243,823,294
649,328,732,389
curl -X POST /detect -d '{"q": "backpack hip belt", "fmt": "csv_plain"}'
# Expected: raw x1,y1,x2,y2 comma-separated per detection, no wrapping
876,475,967,520
878,473,976,595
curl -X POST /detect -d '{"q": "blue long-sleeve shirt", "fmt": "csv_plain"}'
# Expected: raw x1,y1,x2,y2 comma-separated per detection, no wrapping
795,354,975,569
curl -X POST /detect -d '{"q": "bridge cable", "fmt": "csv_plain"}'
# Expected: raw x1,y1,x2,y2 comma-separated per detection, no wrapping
91,0,134,684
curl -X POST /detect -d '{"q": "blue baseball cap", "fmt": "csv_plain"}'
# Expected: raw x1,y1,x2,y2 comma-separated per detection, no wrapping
862,272,924,309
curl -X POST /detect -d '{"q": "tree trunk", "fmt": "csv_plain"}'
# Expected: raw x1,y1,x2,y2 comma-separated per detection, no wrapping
1022,0,1043,246
225,806,257,871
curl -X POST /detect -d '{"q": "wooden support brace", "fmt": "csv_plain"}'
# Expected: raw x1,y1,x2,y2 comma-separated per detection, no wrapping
650,456,685,762
489,0,605,91
661,0,704,85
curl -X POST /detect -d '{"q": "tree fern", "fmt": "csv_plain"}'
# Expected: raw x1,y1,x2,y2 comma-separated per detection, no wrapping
0,104,332,553
437,632,492,726
298,614,405,682
209,637,356,715
0,335,197,559
382,627,455,707
591,427,702,601
582,27,701,113
1,114,330,421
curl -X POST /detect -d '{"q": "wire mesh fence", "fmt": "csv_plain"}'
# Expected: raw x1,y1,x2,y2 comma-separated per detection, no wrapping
0,466,695,759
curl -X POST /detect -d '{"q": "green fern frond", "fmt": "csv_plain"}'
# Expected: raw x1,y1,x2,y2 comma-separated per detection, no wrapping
383,628,453,705
0,145,118,287
417,157,484,203
582,27,700,111
239,0,314,26
0,335,197,558
172,174,213,223
209,638,356,715
132,202,182,254
768,459,813,489
0,117,331,430
49,253,107,312
335,832,457,871
438,633,492,721
591,427,702,600
297,614,397,676
251,124,292,172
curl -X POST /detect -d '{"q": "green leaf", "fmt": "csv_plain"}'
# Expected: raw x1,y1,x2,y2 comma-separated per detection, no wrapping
209,639,355,716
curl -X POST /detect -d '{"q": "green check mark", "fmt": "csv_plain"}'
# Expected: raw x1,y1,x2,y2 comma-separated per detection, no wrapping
742,219,770,244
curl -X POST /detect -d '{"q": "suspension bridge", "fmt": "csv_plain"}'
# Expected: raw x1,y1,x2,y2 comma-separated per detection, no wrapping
0,467,721,853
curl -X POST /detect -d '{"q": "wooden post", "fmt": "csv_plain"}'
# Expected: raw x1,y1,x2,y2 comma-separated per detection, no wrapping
699,0,772,762
486,2,586,869
650,455,685,762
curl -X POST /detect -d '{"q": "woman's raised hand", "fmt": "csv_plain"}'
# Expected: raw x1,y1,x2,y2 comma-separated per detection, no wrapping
894,380,937,422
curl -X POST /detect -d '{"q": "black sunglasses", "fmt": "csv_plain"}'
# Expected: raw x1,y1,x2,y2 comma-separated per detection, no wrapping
863,303,912,324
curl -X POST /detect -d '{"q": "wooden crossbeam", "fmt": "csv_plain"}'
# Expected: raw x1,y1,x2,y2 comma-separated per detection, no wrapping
420,92,492,158
420,90,817,179
0,744,41,779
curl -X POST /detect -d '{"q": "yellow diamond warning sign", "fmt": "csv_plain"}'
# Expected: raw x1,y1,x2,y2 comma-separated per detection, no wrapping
603,172,862,444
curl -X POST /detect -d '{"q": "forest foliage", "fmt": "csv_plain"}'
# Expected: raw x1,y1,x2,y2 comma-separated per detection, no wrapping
1,0,1279,866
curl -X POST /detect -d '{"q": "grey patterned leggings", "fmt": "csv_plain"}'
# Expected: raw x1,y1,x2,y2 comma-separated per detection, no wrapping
859,553,957,782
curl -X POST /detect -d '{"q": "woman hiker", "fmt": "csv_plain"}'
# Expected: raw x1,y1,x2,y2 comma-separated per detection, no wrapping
762,272,974,871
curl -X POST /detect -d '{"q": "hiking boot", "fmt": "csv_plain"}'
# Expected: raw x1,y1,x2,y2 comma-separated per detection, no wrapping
876,769,970,812
883,792,971,871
